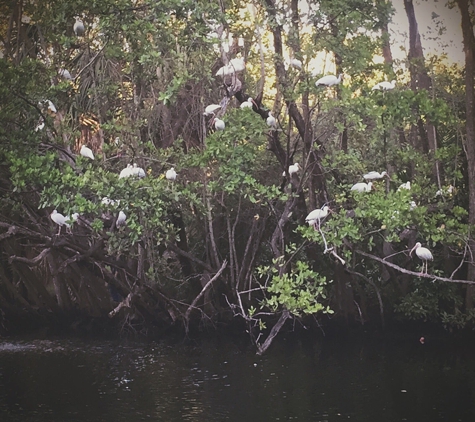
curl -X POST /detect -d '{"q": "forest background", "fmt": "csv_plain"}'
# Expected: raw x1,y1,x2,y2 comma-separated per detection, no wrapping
0,0,474,355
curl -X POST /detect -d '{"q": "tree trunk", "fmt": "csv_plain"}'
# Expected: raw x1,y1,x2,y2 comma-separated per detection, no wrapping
456,0,475,308
403,0,440,184
381,21,393,67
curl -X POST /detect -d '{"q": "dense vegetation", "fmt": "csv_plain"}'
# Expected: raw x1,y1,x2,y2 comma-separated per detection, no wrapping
0,0,474,353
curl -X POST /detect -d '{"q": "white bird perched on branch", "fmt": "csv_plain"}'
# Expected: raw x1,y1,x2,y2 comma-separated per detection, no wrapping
305,206,331,230
50,210,68,234
66,213,79,226
119,164,133,179
116,211,127,227
131,163,146,178
39,100,57,114
58,68,73,80
214,118,225,131
283,163,300,176
204,104,221,116
410,242,433,274
80,145,94,160
266,111,277,129
166,167,177,181
215,58,246,77
73,16,85,36
102,197,119,206
34,119,45,132
240,97,257,109
436,185,454,197
315,73,343,87
46,100,57,114
290,58,302,69
351,182,373,192
372,80,396,91
398,181,411,191
363,171,387,181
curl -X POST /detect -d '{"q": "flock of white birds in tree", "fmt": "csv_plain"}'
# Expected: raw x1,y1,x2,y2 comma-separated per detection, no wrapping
44,19,430,274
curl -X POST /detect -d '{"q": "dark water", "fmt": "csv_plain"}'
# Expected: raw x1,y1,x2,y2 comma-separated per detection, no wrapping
0,334,474,422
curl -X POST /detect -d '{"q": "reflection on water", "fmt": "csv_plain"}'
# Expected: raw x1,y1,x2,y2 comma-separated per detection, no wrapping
0,334,474,421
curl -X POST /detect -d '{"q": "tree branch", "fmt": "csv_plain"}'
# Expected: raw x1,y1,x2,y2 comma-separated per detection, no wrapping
184,260,227,331
355,250,475,285
9,248,51,266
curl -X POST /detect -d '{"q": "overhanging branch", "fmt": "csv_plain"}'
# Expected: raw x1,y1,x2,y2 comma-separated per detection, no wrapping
355,249,475,285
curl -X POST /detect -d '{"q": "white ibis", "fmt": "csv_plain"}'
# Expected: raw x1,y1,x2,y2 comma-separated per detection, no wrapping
240,97,257,109
351,182,373,192
132,163,146,178
58,68,73,80
215,58,246,77
283,163,300,176
73,17,85,36
102,197,119,206
119,164,133,179
166,167,177,181
80,145,94,160
35,119,45,132
410,242,433,274
398,181,411,191
315,74,343,87
116,211,127,227
290,58,302,70
214,118,225,131
363,171,387,181
39,100,57,114
66,213,79,226
266,112,277,129
436,185,455,197
305,206,331,229
372,80,396,91
50,210,68,234
204,104,221,116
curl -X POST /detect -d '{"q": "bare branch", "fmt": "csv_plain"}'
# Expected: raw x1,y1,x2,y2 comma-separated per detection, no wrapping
356,250,475,285
9,248,51,266
184,260,227,330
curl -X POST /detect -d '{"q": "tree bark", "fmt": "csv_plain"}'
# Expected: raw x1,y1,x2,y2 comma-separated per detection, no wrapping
456,0,475,308
403,0,440,183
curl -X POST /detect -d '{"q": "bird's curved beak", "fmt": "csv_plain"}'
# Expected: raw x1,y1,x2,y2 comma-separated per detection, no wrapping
409,245,416,256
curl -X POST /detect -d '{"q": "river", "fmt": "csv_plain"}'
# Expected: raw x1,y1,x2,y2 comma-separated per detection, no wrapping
0,332,474,421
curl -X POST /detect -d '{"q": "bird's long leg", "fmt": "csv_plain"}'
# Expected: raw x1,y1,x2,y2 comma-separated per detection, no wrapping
57,225,61,235
318,222,332,253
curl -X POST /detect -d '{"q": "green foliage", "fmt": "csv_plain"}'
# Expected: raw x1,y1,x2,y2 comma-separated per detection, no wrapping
258,257,333,317
0,0,473,337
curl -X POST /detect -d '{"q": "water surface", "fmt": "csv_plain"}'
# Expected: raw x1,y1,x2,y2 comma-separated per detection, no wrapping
0,334,474,421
